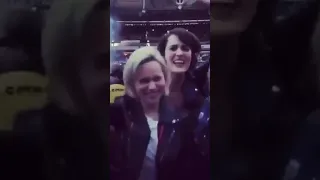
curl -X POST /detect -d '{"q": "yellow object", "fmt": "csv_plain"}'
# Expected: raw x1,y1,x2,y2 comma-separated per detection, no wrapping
0,71,48,130
110,84,125,103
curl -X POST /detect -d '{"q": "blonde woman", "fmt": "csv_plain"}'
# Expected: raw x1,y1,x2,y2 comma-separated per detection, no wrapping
109,46,204,180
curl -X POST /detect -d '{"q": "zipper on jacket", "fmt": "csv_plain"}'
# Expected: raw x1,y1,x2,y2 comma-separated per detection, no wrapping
160,129,175,163
126,122,134,158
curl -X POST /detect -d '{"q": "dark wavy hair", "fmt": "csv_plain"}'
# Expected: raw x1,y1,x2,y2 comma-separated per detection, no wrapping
157,28,201,72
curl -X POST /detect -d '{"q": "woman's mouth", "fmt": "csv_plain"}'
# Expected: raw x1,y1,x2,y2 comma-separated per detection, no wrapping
173,60,185,65
146,92,160,98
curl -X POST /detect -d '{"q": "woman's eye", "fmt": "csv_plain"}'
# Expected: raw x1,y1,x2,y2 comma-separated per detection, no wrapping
153,76,161,82
181,45,190,52
139,78,150,84
170,45,178,51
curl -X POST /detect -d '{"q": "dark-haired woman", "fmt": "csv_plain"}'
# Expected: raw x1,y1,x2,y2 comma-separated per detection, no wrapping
157,27,208,121
157,28,210,179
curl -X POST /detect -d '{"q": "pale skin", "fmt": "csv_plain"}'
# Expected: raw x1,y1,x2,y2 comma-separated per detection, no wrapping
134,61,167,121
164,35,192,112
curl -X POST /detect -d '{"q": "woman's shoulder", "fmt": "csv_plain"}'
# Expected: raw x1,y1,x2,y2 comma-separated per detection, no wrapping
184,72,207,97
181,78,206,114
110,96,124,109
110,96,126,121
110,95,135,112
110,95,135,128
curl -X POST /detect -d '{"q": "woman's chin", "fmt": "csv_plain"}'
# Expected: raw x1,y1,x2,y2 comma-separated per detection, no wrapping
143,99,160,106
141,95,161,104
171,67,188,73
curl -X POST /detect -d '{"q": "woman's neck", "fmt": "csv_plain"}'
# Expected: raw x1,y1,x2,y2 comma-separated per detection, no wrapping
141,102,159,120
170,73,185,92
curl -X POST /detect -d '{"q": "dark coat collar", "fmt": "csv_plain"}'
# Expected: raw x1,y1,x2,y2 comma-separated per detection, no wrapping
117,95,178,125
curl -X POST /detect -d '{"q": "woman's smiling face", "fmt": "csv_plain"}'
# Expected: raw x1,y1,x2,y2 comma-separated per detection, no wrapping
164,35,192,73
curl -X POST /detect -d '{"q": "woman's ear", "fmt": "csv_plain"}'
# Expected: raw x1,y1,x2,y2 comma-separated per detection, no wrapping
125,88,136,98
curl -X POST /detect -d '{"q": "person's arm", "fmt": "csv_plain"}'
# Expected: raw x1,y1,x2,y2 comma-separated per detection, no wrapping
109,99,127,129
284,111,320,180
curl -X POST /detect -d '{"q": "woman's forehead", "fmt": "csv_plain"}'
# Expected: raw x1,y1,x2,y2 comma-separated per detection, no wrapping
166,35,190,48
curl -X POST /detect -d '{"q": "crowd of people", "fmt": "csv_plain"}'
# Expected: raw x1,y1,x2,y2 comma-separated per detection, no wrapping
1,0,210,179
109,27,210,180
0,0,320,180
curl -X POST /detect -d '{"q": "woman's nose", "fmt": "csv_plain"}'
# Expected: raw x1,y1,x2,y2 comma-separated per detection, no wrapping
148,81,157,90
176,48,183,56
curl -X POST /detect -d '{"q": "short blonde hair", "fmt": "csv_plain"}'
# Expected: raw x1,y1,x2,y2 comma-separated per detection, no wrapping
123,46,170,98
42,0,108,112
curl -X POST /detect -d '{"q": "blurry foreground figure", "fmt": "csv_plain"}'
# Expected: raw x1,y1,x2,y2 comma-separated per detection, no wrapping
211,0,320,180
0,8,44,74
211,0,259,35
13,0,110,179
282,110,320,180
282,8,320,180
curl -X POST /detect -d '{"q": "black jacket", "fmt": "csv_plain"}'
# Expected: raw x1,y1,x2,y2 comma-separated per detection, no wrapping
12,99,209,180
194,61,210,96
109,95,209,180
